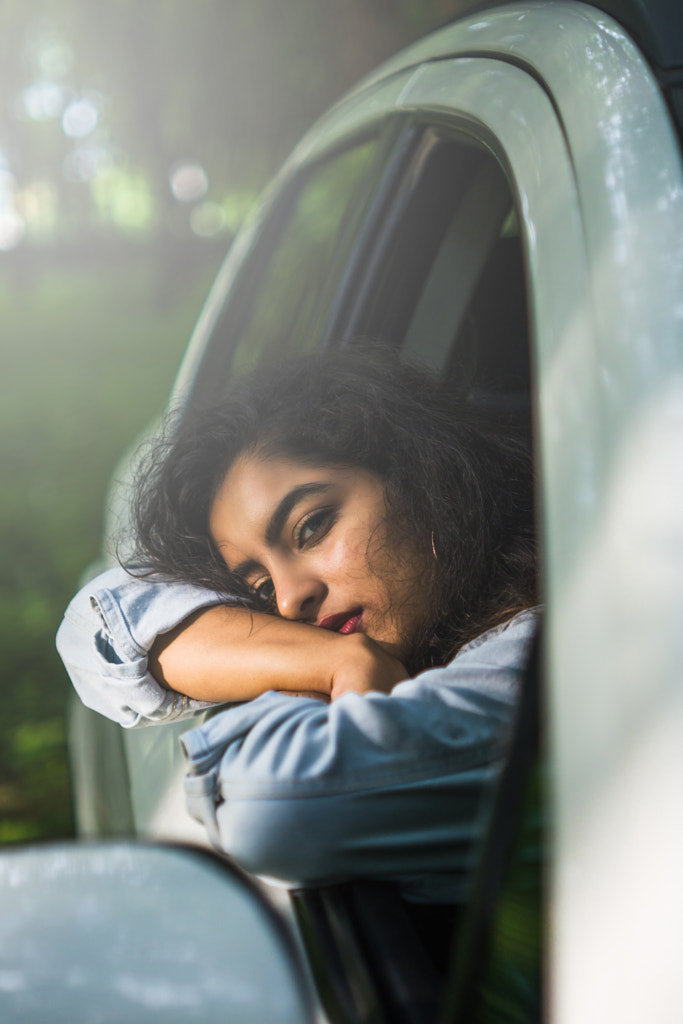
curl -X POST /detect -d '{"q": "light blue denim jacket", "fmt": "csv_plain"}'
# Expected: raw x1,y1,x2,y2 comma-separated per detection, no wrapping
57,567,537,902
56,566,233,726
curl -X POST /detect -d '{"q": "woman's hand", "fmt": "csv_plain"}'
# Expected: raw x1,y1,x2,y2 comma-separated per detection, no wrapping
328,633,408,699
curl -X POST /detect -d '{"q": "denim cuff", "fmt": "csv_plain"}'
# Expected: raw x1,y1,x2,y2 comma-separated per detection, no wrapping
57,564,239,727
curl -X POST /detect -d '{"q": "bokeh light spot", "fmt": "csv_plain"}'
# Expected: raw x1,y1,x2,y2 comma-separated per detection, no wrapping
62,144,111,184
62,98,98,138
14,181,58,238
169,162,208,202
0,169,17,202
23,18,74,79
37,40,74,80
21,81,66,121
190,200,227,237
0,208,26,251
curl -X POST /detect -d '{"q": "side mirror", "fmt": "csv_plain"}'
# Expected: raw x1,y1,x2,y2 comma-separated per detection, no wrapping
0,841,316,1024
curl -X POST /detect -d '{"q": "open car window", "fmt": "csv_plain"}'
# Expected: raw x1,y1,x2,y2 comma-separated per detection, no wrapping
188,122,531,417
336,127,530,407
231,139,379,375
185,133,384,406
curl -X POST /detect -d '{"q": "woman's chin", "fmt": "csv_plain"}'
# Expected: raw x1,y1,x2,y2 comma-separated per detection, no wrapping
369,633,411,663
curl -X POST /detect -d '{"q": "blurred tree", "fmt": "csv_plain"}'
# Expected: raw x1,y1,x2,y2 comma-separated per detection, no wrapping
0,0,473,245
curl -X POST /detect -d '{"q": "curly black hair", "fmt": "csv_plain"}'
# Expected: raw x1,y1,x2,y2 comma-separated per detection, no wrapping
131,346,537,672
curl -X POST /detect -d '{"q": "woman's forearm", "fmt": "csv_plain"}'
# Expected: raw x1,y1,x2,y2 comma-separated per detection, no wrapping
149,605,407,703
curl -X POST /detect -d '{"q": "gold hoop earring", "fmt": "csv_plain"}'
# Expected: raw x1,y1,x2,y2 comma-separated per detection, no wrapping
431,532,438,562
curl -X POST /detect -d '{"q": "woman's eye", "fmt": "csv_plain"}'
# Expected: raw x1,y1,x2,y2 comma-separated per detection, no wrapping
252,577,275,609
296,508,335,548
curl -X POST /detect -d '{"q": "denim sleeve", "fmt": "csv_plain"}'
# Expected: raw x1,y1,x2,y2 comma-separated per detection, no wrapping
180,609,538,903
56,565,237,728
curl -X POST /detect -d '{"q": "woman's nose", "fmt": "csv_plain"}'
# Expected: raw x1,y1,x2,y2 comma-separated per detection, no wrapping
275,570,326,622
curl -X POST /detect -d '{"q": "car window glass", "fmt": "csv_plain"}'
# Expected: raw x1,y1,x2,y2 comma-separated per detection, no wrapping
402,158,512,374
399,143,528,405
347,131,529,407
231,139,378,375
444,207,529,408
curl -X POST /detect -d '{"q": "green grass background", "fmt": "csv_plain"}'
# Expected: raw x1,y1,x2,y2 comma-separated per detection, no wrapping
0,249,222,843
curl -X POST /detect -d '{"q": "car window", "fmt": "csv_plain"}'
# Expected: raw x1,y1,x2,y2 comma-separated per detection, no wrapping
183,135,383,408
189,125,530,416
398,141,529,406
402,158,513,373
231,138,379,375
336,129,530,406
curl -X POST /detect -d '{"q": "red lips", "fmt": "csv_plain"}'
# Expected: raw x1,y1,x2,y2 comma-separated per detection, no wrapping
317,610,363,634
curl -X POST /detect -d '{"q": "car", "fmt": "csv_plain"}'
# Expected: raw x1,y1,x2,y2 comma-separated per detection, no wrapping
53,1,683,1022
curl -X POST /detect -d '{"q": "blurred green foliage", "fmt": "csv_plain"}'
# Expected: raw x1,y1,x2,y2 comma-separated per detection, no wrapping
0,0,469,248
0,246,222,842
476,766,543,1023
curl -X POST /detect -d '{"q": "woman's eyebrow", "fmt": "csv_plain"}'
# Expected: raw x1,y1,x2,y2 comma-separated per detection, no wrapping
265,482,332,547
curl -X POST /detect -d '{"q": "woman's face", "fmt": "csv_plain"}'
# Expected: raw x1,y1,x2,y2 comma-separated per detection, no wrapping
209,454,431,662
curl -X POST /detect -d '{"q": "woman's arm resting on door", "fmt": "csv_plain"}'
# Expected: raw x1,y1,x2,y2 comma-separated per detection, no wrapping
56,565,406,728
151,605,407,703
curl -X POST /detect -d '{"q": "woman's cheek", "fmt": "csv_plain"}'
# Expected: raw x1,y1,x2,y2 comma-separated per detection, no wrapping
326,530,370,581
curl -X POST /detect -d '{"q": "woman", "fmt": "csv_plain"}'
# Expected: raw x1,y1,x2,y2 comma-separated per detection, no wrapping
57,347,538,907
